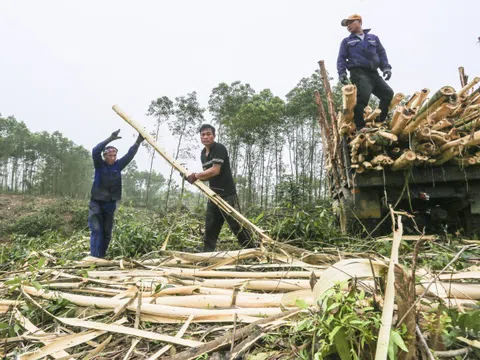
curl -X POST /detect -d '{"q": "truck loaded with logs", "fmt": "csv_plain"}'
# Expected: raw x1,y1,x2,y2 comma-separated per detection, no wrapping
315,63,480,237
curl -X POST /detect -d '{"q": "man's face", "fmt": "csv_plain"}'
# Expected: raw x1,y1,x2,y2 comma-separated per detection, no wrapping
104,152,117,165
200,129,215,146
347,20,362,33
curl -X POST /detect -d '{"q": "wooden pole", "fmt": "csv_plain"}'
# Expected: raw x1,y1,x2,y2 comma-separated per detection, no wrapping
410,88,430,109
112,105,276,246
458,66,468,88
318,61,339,138
342,85,356,124
457,77,480,98
402,86,456,135
391,150,416,171
388,93,405,112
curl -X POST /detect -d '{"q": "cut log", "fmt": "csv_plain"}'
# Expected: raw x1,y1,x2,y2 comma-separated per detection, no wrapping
402,86,456,135
447,128,460,140
405,91,420,109
440,130,480,151
451,157,477,167
414,154,429,166
431,118,454,131
363,161,373,170
377,131,398,142
415,143,436,156
391,150,416,171
363,106,372,119
457,76,480,98
366,108,382,122
342,85,356,124
391,108,413,136
429,103,458,122
433,146,463,166
410,88,430,109
388,93,405,111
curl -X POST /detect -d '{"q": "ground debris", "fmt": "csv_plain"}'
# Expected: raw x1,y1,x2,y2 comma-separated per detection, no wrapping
1,241,479,359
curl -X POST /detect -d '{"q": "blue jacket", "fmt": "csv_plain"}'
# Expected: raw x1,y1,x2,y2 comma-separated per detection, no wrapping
90,138,139,202
337,29,391,77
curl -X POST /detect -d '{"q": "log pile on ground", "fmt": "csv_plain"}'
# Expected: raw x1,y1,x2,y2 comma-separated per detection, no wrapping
336,70,480,173
1,231,479,359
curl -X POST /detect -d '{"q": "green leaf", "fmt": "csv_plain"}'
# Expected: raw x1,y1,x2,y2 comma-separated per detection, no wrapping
327,302,342,312
391,330,408,352
5,277,22,286
254,212,264,224
31,280,43,290
36,257,46,268
329,325,342,342
333,327,352,360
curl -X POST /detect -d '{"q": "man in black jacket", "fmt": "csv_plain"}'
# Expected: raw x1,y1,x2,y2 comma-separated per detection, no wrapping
185,124,252,252
89,129,144,258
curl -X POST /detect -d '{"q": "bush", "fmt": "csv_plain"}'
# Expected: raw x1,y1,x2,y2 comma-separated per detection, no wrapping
8,212,65,237
259,203,341,250
108,206,204,258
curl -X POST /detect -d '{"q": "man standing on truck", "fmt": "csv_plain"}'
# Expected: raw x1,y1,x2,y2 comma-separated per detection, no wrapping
89,129,144,258
184,124,253,252
337,14,394,133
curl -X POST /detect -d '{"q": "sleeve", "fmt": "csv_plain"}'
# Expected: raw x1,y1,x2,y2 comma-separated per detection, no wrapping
117,144,139,171
376,36,391,72
92,138,111,169
337,39,348,77
211,144,227,166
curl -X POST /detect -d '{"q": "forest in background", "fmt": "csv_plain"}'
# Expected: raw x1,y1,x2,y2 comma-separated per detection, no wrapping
0,71,340,213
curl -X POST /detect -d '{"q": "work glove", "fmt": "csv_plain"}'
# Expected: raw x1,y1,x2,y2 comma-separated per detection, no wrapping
383,69,392,81
184,173,197,184
339,74,349,85
135,133,145,145
109,129,122,141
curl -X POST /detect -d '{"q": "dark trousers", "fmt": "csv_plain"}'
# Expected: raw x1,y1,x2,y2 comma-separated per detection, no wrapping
350,68,394,129
204,194,252,252
88,200,116,258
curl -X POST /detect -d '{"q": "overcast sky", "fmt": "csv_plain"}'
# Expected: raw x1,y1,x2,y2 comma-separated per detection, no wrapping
1,0,479,176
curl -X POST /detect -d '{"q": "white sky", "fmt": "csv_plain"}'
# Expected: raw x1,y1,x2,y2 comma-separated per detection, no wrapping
1,0,479,177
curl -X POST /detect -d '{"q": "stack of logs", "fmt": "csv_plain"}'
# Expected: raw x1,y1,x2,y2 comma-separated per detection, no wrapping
338,71,480,173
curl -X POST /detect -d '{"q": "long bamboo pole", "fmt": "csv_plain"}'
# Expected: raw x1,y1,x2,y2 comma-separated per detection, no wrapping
112,105,275,246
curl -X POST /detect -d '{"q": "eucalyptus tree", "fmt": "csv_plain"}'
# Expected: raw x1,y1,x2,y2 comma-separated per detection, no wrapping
146,96,174,207
163,92,205,210
234,89,285,208
208,81,254,176
285,72,326,203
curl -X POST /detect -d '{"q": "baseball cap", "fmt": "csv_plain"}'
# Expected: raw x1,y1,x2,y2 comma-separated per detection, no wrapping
341,14,362,26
